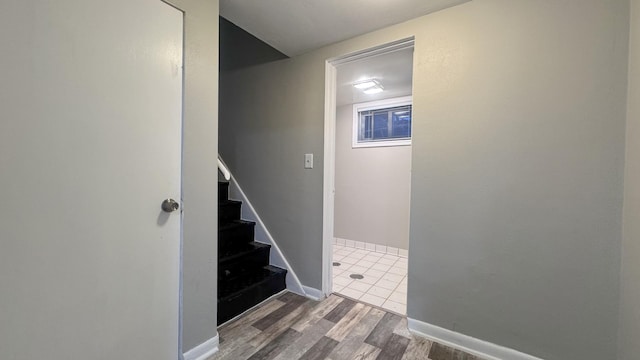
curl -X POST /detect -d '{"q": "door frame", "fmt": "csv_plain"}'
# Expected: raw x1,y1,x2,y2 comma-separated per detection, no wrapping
159,1,186,357
321,37,416,297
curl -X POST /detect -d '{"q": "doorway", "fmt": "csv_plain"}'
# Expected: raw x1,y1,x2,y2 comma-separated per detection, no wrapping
322,39,414,315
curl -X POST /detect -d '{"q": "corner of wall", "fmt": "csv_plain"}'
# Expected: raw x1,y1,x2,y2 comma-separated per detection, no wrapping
182,335,219,360
619,0,640,358
170,0,220,354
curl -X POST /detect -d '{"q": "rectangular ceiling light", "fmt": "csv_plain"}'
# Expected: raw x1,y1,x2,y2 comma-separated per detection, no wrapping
363,87,384,94
353,80,378,89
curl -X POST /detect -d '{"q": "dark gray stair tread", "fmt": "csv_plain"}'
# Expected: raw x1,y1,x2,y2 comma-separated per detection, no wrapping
218,265,286,301
219,241,270,263
217,181,287,325
219,199,242,207
219,219,255,231
219,220,256,247
219,220,255,251
218,199,242,224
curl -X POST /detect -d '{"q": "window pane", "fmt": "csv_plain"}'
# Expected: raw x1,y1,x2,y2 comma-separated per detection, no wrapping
373,112,388,139
391,107,411,138
357,103,411,144
360,114,373,140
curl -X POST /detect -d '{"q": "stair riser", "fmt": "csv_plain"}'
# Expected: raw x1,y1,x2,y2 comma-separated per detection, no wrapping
218,182,229,202
217,183,288,326
219,223,255,252
219,246,270,280
218,269,286,325
219,202,241,224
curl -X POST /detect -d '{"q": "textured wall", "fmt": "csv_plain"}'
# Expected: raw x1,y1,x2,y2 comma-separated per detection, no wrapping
219,1,629,359
406,2,627,359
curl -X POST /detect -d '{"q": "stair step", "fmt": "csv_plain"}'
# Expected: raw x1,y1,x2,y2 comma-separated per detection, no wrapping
216,178,288,325
218,181,229,202
219,200,242,224
217,265,287,325
219,242,271,280
219,220,255,252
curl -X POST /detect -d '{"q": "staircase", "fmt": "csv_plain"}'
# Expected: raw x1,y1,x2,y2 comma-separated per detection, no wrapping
217,181,287,324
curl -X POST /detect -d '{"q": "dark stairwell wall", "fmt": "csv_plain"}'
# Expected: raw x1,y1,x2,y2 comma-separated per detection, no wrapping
219,17,287,72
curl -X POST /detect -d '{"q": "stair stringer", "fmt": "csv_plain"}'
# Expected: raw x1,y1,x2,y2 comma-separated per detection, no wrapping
226,174,316,300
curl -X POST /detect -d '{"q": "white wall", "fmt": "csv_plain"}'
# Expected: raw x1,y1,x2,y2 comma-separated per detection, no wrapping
620,0,640,358
334,104,412,250
219,1,629,359
166,0,220,353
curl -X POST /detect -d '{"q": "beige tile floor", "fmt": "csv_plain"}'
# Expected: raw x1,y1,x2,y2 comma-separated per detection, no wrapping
331,244,407,315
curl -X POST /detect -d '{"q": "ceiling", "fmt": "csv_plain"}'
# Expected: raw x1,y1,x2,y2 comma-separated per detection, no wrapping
336,47,414,106
219,0,470,56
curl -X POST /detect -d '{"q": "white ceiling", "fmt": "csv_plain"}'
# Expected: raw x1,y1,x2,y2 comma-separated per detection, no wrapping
336,47,414,106
220,0,469,56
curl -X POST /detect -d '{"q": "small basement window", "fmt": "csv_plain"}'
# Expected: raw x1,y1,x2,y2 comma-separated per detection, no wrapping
352,96,412,148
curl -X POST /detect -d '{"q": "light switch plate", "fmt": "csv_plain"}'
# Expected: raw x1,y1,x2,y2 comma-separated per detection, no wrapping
304,153,313,169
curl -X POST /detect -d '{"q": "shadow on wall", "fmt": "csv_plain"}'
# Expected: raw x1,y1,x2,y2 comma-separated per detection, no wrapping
219,17,288,72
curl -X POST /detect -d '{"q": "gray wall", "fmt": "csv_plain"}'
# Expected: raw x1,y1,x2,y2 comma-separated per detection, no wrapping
220,17,287,71
334,104,412,250
406,2,627,360
620,0,640,358
167,0,220,352
218,1,629,359
220,56,325,287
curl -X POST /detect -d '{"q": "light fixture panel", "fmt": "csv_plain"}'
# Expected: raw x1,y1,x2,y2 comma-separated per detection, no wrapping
353,80,377,89
363,87,384,95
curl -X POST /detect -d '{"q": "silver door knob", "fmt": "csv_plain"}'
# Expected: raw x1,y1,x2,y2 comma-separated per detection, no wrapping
161,199,179,213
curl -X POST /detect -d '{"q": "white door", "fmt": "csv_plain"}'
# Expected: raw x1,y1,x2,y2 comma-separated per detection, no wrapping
0,1,183,359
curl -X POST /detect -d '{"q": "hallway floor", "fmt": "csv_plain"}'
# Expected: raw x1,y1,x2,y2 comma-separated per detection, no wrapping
210,292,482,360
332,244,407,315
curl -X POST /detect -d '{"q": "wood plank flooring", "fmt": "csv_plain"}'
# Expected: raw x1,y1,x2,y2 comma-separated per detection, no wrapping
209,292,483,360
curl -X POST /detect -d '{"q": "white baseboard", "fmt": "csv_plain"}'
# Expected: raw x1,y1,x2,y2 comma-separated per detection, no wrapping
334,237,408,258
183,335,219,360
302,286,324,301
219,157,316,301
407,318,544,360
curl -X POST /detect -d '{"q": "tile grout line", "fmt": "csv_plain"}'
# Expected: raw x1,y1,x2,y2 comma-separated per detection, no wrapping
332,245,407,314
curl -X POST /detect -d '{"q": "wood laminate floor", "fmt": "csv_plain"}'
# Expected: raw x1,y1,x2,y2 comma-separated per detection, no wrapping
209,292,483,360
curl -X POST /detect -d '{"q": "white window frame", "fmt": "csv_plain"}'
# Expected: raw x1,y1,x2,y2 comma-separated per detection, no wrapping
352,95,413,148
